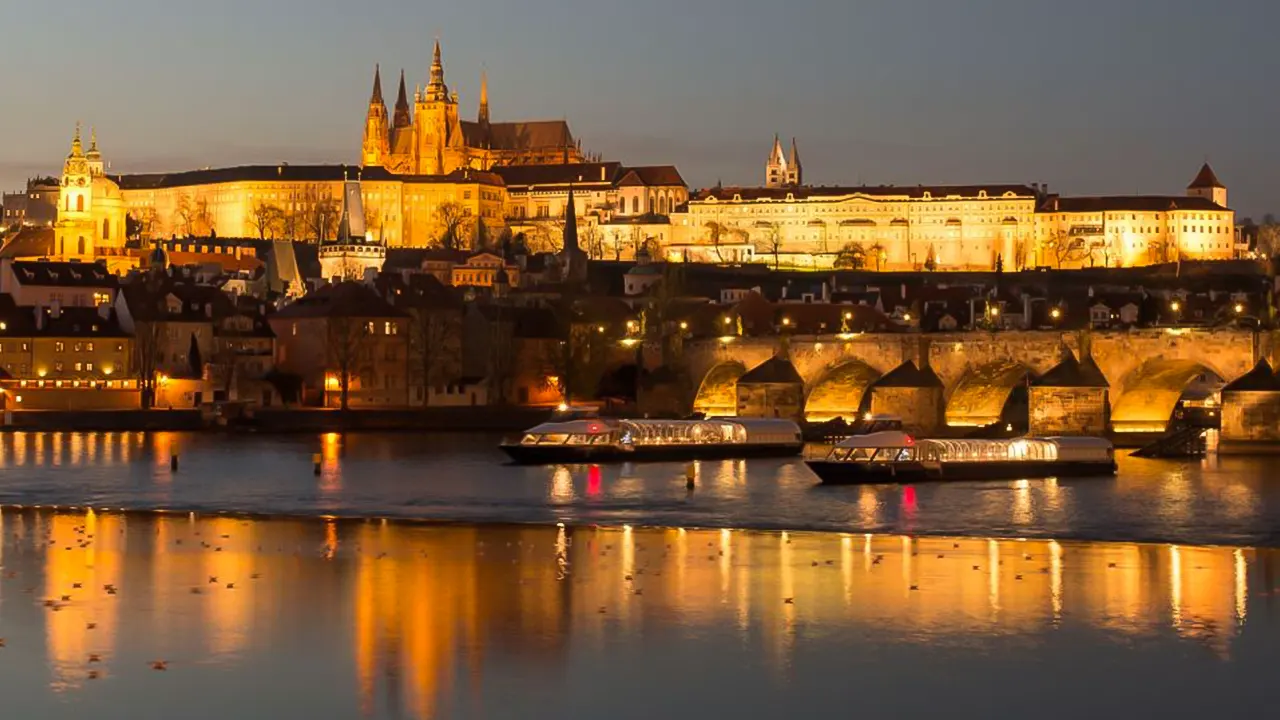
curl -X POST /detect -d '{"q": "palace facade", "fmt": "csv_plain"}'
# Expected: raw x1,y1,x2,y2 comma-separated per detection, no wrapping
663,140,1235,270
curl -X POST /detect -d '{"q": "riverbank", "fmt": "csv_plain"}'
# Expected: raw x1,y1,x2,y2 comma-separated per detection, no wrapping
0,406,554,433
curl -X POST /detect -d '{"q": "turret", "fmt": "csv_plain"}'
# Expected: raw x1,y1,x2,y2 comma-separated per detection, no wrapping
479,71,490,128
60,123,92,218
361,65,391,167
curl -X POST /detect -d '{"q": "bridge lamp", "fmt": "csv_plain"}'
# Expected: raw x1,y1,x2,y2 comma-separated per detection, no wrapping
1234,303,1245,314
903,313,913,322
844,311,853,320
597,325,606,334
680,321,689,331
722,316,732,326
781,317,791,327
1050,308,1062,321
1170,300,1181,312
988,306,1000,317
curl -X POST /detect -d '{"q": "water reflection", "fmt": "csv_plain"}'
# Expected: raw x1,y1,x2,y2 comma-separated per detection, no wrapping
2,508,1277,718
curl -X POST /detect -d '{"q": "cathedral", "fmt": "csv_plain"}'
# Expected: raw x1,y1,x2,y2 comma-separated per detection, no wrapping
362,41,586,176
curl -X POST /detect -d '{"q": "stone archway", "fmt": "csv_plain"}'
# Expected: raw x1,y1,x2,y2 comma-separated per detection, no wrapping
804,359,882,422
1111,359,1223,433
692,361,746,417
945,360,1032,428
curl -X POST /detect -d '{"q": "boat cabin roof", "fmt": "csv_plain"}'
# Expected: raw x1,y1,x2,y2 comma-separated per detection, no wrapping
835,431,917,449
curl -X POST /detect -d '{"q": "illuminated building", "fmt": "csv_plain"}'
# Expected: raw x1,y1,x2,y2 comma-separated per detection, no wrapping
667,140,1234,270
363,42,585,176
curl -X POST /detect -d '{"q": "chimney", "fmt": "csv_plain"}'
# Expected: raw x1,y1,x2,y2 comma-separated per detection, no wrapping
50,299,61,319
204,303,213,318
34,305,43,331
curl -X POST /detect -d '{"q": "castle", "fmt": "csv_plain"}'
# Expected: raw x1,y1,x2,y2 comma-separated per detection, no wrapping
361,41,585,175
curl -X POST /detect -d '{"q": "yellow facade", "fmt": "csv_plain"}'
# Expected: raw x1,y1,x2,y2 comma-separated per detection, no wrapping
669,165,1235,270
671,185,1039,270
119,169,505,249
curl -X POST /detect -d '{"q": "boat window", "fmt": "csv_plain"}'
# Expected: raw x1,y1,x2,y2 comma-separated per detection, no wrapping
539,434,569,445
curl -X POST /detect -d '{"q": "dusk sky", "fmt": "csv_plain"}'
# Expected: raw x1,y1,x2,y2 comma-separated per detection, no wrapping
3,0,1277,217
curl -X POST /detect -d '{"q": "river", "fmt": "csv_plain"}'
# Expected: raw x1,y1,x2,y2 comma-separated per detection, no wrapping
0,431,1277,547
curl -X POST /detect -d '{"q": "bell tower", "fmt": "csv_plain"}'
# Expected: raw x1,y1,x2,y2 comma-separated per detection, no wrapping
60,123,92,220
415,39,464,175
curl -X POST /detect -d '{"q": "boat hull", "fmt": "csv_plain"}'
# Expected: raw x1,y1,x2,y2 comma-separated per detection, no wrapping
805,459,1117,485
501,443,803,465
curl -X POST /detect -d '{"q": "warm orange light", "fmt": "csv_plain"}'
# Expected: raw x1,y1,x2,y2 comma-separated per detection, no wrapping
1234,303,1244,314
325,374,340,390
781,317,791,326
1050,308,1062,320
1171,301,1181,312
679,321,689,331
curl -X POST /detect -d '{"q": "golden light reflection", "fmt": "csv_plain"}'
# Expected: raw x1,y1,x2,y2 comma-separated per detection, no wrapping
0,509,1267,715
320,433,342,494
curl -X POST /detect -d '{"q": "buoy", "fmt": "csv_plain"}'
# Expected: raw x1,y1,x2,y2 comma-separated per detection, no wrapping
170,454,178,471
312,453,322,476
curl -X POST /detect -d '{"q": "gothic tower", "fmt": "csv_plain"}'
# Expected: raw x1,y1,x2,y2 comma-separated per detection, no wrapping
392,69,412,129
787,137,802,186
765,135,788,188
361,65,391,167
415,40,466,175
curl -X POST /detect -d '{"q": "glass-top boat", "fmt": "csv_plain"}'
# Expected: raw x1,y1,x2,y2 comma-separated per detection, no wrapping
804,432,1117,485
501,417,803,464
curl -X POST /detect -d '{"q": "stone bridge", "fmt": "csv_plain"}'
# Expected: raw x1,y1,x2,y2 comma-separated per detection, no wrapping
683,329,1272,432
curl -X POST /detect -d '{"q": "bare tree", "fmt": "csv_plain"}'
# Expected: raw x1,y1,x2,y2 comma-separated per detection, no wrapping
759,222,783,270
409,306,460,407
325,315,369,411
529,218,565,254
252,202,285,240
705,221,727,263
300,186,340,243
433,202,469,251
1045,232,1089,269
193,199,215,237
581,223,605,260
133,320,163,409
174,193,195,237
923,244,938,271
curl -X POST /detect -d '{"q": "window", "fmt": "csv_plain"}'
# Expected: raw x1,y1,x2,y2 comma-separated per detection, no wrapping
115,343,123,352
55,361,64,372
86,342,94,352
384,321,398,335
75,362,83,372
55,342,65,353
74,342,83,352
87,362,94,372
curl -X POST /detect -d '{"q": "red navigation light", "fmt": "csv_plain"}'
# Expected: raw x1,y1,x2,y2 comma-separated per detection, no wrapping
903,485,917,511
588,422,602,433
905,435,915,446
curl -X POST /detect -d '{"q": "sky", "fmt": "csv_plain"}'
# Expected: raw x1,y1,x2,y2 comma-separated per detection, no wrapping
2,0,1278,218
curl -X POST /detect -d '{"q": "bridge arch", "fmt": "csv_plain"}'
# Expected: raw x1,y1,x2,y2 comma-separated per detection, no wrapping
945,360,1032,428
1111,359,1224,433
693,361,746,417
804,359,882,422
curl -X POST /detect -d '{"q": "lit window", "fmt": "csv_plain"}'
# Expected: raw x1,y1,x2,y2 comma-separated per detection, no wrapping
55,342,65,353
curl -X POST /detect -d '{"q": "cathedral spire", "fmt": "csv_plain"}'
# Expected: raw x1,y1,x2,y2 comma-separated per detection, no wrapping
369,64,385,106
478,70,490,126
426,38,448,101
393,69,411,127
788,137,802,186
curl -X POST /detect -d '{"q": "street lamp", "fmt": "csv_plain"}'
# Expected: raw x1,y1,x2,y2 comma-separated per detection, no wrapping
1234,303,1245,314
1170,300,1181,312
1050,307,1062,321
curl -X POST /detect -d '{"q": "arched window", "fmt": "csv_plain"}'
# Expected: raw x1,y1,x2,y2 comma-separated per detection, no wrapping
76,196,84,213
631,197,639,214
102,219,110,240
78,237,86,255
